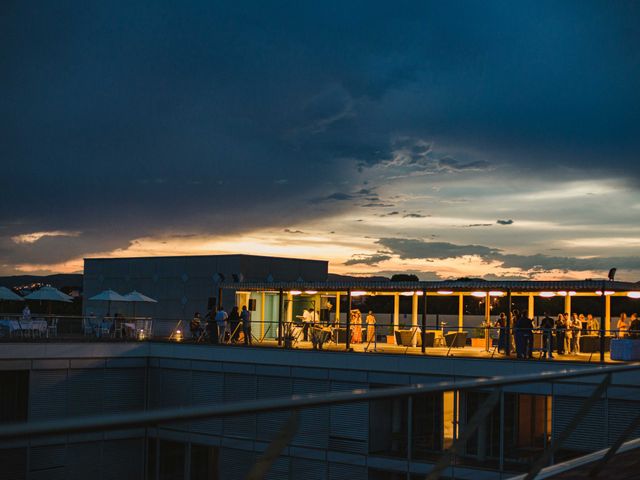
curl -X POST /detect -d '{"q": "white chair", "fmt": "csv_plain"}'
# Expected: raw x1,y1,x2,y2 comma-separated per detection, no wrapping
83,318,94,336
47,318,58,338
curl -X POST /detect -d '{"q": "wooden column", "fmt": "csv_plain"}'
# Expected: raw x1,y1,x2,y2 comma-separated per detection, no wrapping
564,294,572,316
393,293,400,331
458,293,464,332
485,292,491,351
421,290,427,354
260,292,265,338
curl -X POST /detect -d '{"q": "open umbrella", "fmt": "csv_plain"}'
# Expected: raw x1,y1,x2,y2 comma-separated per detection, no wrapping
0,286,24,301
0,286,23,315
123,291,157,319
24,286,73,316
88,289,128,316
24,286,72,303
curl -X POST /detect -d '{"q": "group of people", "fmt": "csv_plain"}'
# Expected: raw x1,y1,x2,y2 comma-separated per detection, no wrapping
288,307,377,350
189,305,252,345
495,310,605,359
616,313,640,338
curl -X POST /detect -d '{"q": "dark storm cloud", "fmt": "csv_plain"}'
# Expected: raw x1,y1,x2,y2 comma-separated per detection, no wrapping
377,237,640,273
344,253,392,266
1,1,639,271
377,238,501,260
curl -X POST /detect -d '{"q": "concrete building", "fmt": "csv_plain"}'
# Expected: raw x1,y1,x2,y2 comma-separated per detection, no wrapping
2,255,640,479
83,254,328,326
1,343,639,479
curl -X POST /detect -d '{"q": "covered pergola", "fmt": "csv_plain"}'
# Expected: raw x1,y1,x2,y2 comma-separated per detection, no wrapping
220,279,640,360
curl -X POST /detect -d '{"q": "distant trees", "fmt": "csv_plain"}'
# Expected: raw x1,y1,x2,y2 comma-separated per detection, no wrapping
390,274,419,282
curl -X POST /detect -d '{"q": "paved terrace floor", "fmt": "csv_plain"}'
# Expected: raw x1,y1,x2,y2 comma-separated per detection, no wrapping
0,334,620,363
218,338,618,363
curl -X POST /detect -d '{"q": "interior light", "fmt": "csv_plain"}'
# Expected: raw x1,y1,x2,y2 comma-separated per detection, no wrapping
471,291,486,298
304,290,318,294
595,290,615,296
627,291,640,299
437,290,453,295
540,292,556,298
489,291,505,297
350,291,367,297
569,291,577,296
557,291,567,296
400,291,415,296
290,290,302,295
415,290,423,295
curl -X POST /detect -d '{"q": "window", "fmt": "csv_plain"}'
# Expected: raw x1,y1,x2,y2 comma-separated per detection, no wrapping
159,440,185,480
412,393,444,459
190,444,218,480
0,370,28,423
369,387,407,457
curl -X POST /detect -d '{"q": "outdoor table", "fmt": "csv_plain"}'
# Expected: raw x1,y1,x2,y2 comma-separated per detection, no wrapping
0,319,47,336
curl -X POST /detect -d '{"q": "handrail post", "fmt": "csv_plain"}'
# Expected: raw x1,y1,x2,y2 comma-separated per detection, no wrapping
506,289,512,356
346,288,351,351
277,289,283,347
600,281,606,363
421,289,427,354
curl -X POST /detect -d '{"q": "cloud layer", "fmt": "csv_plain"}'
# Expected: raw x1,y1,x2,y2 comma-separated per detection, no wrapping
1,2,640,275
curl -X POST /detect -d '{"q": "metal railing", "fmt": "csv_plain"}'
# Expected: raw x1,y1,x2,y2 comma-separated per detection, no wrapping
3,314,639,363
2,363,640,479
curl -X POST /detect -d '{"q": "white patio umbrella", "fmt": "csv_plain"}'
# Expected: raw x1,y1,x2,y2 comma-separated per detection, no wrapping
0,286,24,301
24,286,73,303
24,286,73,315
0,286,23,314
123,291,157,319
88,289,128,316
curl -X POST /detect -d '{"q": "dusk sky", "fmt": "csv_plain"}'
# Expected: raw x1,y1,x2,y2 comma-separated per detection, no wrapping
2,1,640,280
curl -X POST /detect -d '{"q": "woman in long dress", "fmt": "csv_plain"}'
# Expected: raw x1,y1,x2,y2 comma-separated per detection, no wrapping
617,313,629,337
351,309,362,343
366,311,376,343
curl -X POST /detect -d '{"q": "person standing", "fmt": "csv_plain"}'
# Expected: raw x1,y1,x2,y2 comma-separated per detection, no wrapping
617,313,629,337
514,309,525,358
205,309,219,344
555,314,566,355
540,313,555,359
366,311,377,343
215,306,229,344
572,314,582,354
586,314,599,334
22,304,31,322
496,313,507,353
228,306,241,343
190,312,203,340
629,313,640,338
301,308,311,341
241,305,252,346
351,309,362,343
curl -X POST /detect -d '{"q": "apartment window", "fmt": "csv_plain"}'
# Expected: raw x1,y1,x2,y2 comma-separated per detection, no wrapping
190,444,218,480
411,392,444,459
463,392,551,466
369,386,408,457
0,370,28,423
159,440,185,480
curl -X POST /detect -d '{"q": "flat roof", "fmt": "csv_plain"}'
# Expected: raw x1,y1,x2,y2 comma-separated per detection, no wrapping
221,279,639,293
